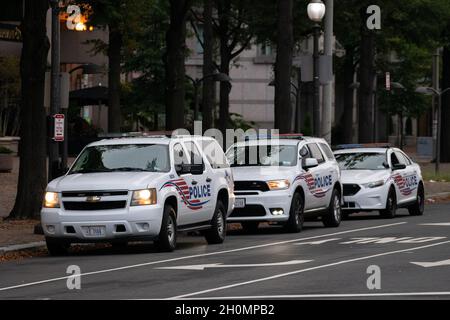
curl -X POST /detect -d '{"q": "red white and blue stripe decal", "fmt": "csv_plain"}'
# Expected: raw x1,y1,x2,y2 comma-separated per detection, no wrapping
294,173,328,198
160,178,210,210
390,173,418,196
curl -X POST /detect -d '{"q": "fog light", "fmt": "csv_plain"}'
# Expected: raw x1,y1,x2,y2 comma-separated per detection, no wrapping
47,225,56,233
137,222,150,232
270,208,284,215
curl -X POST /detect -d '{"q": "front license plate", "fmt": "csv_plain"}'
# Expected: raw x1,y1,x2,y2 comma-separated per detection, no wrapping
85,226,106,237
235,198,246,208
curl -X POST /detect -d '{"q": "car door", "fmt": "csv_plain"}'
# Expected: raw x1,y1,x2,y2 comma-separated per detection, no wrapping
389,150,409,204
298,144,323,210
183,139,214,223
395,150,418,203
307,143,333,209
318,142,339,205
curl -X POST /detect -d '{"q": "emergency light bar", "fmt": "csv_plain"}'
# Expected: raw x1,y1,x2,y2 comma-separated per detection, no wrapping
334,143,391,150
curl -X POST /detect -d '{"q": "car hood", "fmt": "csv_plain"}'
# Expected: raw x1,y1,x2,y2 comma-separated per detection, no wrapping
47,172,167,192
231,166,295,181
340,170,389,184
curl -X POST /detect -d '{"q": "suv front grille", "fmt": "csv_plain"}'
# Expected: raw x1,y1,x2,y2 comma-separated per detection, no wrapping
230,205,267,217
63,201,127,211
234,181,270,192
343,184,361,196
61,190,128,197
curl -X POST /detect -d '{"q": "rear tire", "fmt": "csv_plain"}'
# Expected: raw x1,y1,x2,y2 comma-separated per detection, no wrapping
408,183,425,216
322,188,342,227
204,200,227,244
380,188,397,219
155,204,177,252
46,237,70,256
241,222,260,233
285,192,305,233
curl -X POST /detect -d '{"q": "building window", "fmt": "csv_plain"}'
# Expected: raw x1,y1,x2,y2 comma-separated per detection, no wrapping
257,43,273,57
195,24,204,54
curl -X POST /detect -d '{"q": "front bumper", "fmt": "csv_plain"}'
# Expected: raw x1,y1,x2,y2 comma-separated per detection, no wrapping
343,185,388,211
41,204,163,242
228,190,292,222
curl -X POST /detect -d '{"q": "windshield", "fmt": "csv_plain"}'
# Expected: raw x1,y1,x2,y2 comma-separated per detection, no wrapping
335,152,387,170
226,145,297,167
69,144,170,174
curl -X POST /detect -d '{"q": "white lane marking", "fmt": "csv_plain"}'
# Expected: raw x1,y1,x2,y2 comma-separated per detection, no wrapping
156,260,312,271
340,237,446,244
293,238,340,245
420,223,450,226
411,259,450,268
169,240,450,299
177,292,450,299
0,222,406,292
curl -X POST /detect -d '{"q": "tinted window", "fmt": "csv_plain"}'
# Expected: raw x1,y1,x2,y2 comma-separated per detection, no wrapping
336,152,387,170
185,141,203,165
307,143,325,163
227,144,298,167
173,143,189,165
70,144,170,174
200,139,229,169
395,151,409,166
390,152,401,166
319,143,335,160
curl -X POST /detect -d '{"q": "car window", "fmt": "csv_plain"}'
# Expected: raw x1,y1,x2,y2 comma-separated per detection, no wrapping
185,141,203,165
307,143,325,163
395,151,409,166
200,139,229,169
319,143,335,160
299,146,311,158
390,152,401,166
335,152,387,170
173,143,189,166
399,151,412,165
227,144,298,167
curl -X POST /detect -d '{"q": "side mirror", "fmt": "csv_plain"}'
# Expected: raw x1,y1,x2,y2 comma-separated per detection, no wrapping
392,163,406,171
190,163,205,175
302,158,319,170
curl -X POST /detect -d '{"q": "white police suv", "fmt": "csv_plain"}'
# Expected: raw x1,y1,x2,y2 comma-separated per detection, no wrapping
41,135,235,255
334,145,425,218
225,135,342,232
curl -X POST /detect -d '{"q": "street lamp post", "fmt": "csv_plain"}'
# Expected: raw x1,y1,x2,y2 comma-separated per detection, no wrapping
416,86,450,174
186,73,231,122
307,0,326,137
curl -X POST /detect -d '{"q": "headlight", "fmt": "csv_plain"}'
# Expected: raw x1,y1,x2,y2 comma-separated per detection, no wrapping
267,179,290,190
362,180,385,188
131,188,157,206
44,192,60,208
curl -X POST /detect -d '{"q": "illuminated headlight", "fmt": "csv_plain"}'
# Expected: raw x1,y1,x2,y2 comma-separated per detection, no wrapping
131,189,157,206
267,179,290,190
362,180,385,188
44,192,60,208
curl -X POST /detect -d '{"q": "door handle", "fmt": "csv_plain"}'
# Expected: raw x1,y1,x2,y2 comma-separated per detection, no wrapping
206,177,212,183
191,180,198,185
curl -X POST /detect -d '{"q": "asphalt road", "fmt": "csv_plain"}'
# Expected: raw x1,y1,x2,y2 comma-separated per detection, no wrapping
0,204,450,300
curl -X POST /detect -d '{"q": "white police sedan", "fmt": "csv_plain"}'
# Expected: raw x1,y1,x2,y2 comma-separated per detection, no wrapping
334,146,425,218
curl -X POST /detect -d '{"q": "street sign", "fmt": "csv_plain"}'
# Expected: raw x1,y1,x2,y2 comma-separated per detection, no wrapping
53,114,65,142
386,72,391,91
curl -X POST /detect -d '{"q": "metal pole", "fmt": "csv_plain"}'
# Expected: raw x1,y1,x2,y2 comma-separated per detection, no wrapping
296,68,302,132
321,0,333,143
313,24,321,137
436,93,441,174
49,0,61,181
194,81,200,121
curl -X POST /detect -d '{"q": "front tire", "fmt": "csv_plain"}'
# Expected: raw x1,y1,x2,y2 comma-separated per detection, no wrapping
380,188,397,219
322,188,342,227
46,237,70,256
155,204,177,252
408,183,425,216
204,200,226,244
285,192,305,233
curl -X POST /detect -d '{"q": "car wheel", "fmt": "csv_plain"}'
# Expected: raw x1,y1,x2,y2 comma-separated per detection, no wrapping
322,188,342,227
380,188,397,219
45,237,70,256
285,192,305,233
241,221,260,233
408,183,425,216
204,200,227,244
155,204,177,252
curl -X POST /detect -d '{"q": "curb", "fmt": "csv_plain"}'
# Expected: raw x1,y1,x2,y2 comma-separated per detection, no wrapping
426,191,450,198
0,241,46,255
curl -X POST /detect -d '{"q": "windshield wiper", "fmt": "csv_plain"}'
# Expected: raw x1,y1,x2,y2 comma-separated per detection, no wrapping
69,168,113,174
111,167,149,172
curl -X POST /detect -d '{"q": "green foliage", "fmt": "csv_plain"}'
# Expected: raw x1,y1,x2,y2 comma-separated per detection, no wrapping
229,113,255,131
0,146,13,154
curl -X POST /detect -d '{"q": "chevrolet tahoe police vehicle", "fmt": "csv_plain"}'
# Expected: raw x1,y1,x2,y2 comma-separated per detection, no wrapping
334,145,425,218
41,135,235,255
225,135,342,232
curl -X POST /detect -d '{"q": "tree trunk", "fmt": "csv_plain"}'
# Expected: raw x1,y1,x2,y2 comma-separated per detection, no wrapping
107,26,122,133
343,47,355,143
202,0,215,131
358,26,376,143
441,46,450,162
165,0,190,130
9,0,49,219
274,0,293,134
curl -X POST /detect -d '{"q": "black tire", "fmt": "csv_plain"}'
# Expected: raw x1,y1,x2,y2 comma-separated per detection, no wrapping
380,188,397,219
155,204,177,252
408,183,425,216
45,237,70,256
285,192,305,233
322,188,342,227
241,221,260,233
205,200,227,244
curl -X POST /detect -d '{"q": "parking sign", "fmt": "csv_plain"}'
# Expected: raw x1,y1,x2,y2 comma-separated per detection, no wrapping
53,114,64,142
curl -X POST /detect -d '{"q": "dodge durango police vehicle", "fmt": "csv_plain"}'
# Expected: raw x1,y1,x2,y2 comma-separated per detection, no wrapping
334,145,425,218
225,135,343,232
41,135,235,255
